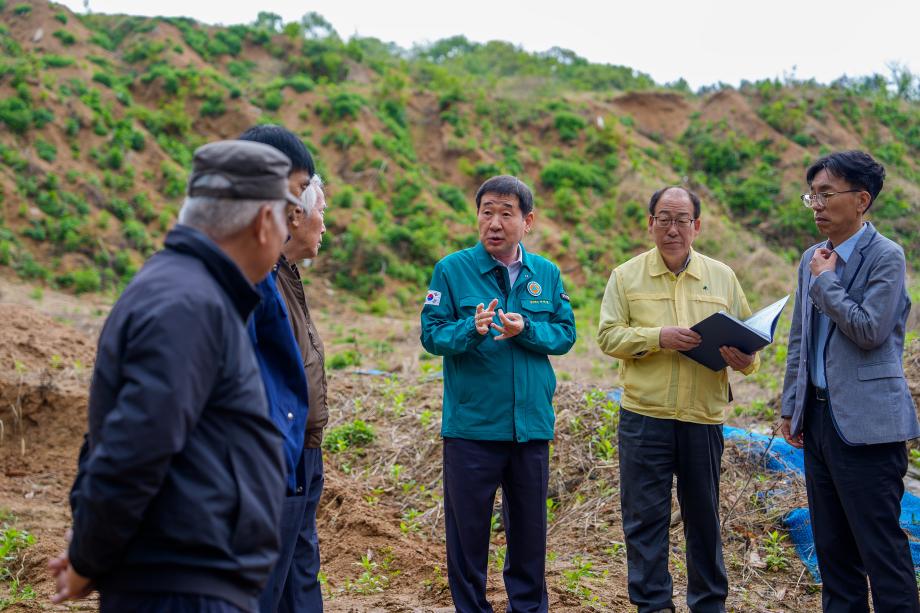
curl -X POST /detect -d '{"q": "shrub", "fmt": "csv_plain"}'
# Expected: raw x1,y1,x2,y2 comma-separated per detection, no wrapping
123,39,166,63
322,127,361,150
105,147,124,170
0,96,32,133
284,74,315,93
13,3,31,16
437,184,468,212
261,89,283,111
34,138,56,162
758,97,807,137
328,349,362,370
53,30,77,46
200,95,226,117
73,267,101,293
128,130,145,151
319,91,366,122
540,159,605,190
323,419,375,453
32,107,54,129
92,71,113,87
54,11,68,23
680,122,755,176
41,54,75,68
724,166,782,215
122,219,150,250
553,111,586,142
14,251,49,280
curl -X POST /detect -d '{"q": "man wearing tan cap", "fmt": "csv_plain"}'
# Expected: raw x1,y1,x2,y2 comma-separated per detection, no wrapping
50,140,300,612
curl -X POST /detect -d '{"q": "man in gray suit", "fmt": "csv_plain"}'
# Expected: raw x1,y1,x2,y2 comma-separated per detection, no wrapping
780,150,920,612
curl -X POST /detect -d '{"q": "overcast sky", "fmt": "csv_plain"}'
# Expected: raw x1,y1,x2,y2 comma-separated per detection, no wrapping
56,0,919,89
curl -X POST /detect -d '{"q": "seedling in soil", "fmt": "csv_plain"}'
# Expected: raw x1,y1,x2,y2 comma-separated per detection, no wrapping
0,511,36,608
345,547,399,595
763,530,789,571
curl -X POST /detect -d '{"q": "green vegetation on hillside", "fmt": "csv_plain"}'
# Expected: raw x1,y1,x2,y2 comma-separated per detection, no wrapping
0,2,918,304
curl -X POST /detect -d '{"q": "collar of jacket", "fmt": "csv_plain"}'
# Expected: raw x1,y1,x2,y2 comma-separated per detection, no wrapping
649,247,702,279
851,221,877,254
277,253,301,279
165,224,261,320
473,241,533,275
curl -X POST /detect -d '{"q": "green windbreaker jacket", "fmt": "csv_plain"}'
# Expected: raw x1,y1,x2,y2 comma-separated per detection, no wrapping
420,242,576,441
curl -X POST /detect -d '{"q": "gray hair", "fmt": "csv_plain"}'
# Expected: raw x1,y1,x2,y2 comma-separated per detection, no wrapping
178,196,287,240
300,174,324,217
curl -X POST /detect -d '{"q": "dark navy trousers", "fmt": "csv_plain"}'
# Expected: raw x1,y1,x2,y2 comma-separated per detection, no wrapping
443,437,549,613
803,389,920,613
100,592,245,612
259,446,325,613
618,408,727,613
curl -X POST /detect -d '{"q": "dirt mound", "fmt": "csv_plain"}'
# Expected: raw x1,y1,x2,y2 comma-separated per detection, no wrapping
699,88,778,143
612,91,693,141
0,303,96,373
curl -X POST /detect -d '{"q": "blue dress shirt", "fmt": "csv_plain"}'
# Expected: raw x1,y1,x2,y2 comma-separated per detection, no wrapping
808,223,867,390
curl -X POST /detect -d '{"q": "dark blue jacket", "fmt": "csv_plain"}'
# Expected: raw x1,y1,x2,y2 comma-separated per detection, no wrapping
69,225,285,612
248,270,309,494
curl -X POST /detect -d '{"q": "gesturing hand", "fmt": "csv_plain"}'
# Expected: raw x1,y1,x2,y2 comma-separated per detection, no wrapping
475,299,499,335
809,247,837,277
659,326,701,351
492,309,525,341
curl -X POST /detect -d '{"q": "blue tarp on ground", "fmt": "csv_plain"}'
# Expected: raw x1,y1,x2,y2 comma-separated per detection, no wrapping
724,425,920,581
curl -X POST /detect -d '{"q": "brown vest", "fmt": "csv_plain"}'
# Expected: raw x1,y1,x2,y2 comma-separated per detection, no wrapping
274,256,328,447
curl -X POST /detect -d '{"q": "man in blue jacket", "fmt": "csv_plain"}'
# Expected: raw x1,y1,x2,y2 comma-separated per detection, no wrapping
51,140,302,611
238,124,322,613
421,175,576,613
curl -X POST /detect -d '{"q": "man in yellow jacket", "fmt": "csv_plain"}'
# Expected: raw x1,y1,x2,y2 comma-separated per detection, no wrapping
597,186,759,613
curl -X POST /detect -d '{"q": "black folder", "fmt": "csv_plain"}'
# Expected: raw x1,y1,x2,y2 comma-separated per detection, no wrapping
680,295,789,371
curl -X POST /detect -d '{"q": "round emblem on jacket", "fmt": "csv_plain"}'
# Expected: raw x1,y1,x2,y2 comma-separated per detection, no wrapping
527,281,542,297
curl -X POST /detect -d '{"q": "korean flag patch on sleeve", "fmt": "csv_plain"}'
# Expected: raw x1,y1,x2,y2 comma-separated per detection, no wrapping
424,290,441,306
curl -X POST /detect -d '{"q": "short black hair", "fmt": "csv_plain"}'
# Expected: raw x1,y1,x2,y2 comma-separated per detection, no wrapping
648,186,701,218
806,150,885,210
475,175,534,216
238,124,315,177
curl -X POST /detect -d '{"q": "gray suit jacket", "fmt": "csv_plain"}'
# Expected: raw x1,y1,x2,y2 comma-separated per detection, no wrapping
781,222,919,445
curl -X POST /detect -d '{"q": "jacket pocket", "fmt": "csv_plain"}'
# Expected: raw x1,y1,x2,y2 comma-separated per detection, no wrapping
624,292,671,327
520,299,554,322
690,294,728,307
228,453,275,555
856,361,903,380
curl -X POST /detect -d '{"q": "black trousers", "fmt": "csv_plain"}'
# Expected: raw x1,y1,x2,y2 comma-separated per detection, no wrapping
101,592,245,612
803,389,920,613
443,437,549,613
618,408,727,613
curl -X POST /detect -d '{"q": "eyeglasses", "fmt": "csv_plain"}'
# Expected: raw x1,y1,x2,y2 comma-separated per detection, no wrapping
651,215,695,228
801,190,863,208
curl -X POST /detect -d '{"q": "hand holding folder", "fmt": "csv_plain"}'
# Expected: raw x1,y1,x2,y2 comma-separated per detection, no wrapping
679,295,790,371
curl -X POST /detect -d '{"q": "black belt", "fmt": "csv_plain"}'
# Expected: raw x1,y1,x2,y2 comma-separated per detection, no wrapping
812,386,828,403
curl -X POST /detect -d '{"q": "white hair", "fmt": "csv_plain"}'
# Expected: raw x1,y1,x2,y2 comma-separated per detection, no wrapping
178,196,286,240
299,174,324,217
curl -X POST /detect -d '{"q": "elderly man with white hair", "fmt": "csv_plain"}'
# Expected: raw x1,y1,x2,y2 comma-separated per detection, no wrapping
273,173,328,612
52,140,299,612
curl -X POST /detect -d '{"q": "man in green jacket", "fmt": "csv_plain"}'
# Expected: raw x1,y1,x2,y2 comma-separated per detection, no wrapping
421,175,576,613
